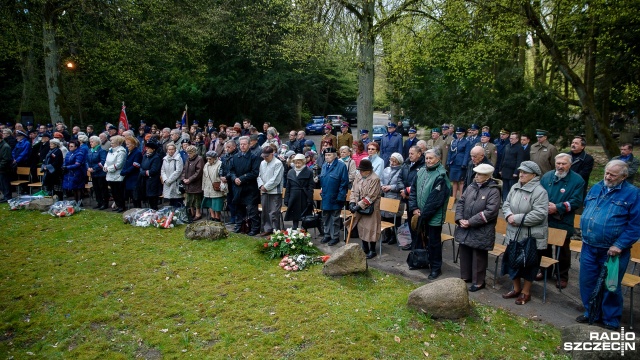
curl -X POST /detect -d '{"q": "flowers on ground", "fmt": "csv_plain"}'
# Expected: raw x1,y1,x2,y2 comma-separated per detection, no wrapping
279,254,331,271
260,228,319,259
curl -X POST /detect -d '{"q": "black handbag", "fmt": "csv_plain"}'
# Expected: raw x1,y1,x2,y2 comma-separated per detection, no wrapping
301,205,321,230
178,180,186,194
406,236,429,270
356,200,375,215
505,215,539,269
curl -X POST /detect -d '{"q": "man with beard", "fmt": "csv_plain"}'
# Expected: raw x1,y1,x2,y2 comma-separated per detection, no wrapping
569,136,594,199
576,160,640,331
539,153,585,288
499,132,526,201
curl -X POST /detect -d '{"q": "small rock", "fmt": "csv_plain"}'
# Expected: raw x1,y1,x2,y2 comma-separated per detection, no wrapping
184,221,228,240
26,198,54,212
322,243,367,276
407,278,470,319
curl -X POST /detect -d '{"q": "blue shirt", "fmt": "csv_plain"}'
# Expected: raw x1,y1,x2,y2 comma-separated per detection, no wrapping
580,180,640,250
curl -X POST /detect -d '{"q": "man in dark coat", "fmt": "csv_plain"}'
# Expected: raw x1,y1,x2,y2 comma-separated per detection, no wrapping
569,136,594,199
283,154,315,229
493,129,509,178
499,132,526,201
0,132,13,202
138,141,163,210
229,136,261,235
463,146,492,190
220,140,238,224
399,145,425,250
380,122,403,166
402,128,418,160
286,131,300,154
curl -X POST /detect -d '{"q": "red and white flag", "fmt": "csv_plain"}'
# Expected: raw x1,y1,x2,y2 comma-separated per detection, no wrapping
118,102,129,131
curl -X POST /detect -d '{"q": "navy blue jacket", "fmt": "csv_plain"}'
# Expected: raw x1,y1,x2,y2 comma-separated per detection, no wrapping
138,151,163,197
229,151,261,205
86,146,107,178
318,159,349,211
120,148,142,191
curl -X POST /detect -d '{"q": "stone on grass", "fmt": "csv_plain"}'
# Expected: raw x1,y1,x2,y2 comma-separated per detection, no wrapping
122,208,142,224
407,278,470,319
185,221,228,240
322,243,367,276
562,324,639,359
26,198,54,211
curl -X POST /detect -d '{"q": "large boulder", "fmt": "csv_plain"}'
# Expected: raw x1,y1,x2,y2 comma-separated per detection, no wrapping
322,243,367,276
26,198,55,212
562,324,639,359
185,221,228,240
407,278,470,319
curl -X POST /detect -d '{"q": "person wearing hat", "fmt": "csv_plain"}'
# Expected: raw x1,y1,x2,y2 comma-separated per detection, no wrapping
499,132,526,201
175,120,182,130
321,124,337,148
319,146,349,246
201,150,225,221
380,122,403,167
466,124,480,145
61,140,86,205
336,122,353,149
284,153,315,229
529,129,558,175
87,136,109,210
539,153,585,289
409,148,452,279
380,152,405,246
493,129,510,177
348,159,382,259
40,138,64,199
454,163,501,292
11,129,31,169
402,128,418,160
448,127,471,200
136,140,163,210
502,160,549,305
355,129,370,147
475,132,497,166
38,132,52,166
257,146,284,236
0,131,14,202
228,136,261,235
426,128,446,164
205,119,215,135
107,124,118,139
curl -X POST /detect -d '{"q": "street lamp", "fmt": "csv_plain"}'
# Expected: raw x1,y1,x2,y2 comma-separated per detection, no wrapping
66,61,75,69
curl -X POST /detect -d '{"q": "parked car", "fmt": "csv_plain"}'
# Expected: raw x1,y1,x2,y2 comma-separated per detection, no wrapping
327,114,346,135
373,125,387,143
400,117,414,135
344,104,357,126
305,116,326,135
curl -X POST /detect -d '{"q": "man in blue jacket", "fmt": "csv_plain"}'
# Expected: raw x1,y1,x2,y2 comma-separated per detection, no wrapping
577,160,640,330
380,122,403,167
540,153,584,288
319,147,349,246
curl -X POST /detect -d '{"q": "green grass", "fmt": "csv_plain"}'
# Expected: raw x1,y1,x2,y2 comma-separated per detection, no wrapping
0,209,567,359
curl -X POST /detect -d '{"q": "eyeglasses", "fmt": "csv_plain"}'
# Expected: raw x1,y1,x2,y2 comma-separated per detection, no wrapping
367,148,376,151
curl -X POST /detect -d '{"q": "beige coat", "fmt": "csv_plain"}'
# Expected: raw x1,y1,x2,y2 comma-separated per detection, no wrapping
349,172,381,242
202,160,225,198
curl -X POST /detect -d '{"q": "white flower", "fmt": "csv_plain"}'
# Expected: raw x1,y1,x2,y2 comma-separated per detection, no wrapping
308,242,313,246
291,245,296,249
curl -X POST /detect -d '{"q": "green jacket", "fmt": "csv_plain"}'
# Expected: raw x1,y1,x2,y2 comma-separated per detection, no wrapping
409,163,451,226
540,170,584,236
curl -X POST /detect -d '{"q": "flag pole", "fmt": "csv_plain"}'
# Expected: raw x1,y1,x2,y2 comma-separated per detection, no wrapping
185,104,188,129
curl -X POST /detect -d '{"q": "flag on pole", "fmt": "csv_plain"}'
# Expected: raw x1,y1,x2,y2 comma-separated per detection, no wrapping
118,102,129,131
181,105,188,129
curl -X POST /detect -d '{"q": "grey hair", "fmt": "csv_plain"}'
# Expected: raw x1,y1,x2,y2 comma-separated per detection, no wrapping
425,148,441,159
89,135,100,144
78,134,89,143
339,145,352,154
163,127,171,133
555,153,572,162
170,129,181,135
416,140,427,149
606,159,629,177
238,136,250,144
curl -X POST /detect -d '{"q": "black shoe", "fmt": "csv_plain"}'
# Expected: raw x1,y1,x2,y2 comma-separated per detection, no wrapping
469,283,485,292
247,231,258,236
320,238,331,244
428,270,442,280
401,244,413,251
575,315,589,324
366,251,377,259
327,239,340,246
112,207,119,212
116,208,125,213
603,323,619,331
99,205,108,210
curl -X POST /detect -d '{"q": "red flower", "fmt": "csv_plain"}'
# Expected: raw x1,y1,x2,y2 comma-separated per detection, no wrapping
273,242,279,247
283,230,288,235
264,243,268,248
285,239,291,243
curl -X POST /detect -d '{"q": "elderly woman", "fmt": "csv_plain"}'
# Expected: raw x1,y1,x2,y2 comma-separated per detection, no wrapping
104,135,127,212
502,161,548,305
455,163,501,292
364,141,384,177
161,143,184,208
262,127,280,149
42,138,64,199
338,146,357,189
351,140,367,167
202,151,225,221
120,136,143,208
182,145,204,221
408,148,452,279
138,140,163,210
380,152,405,245
62,140,86,205
284,154,315,229
87,136,109,209
348,159,382,259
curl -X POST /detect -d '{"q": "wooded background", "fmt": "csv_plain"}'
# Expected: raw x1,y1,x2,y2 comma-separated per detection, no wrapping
1,0,638,156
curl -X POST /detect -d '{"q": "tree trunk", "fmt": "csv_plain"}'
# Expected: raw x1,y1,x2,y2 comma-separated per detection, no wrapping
523,2,618,158
42,14,63,125
356,1,375,133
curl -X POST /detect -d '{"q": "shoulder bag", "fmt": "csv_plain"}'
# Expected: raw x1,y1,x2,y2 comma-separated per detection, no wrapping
406,236,429,270
505,215,538,269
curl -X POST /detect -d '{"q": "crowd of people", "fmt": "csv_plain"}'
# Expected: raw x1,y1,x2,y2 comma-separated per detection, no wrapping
1,118,640,330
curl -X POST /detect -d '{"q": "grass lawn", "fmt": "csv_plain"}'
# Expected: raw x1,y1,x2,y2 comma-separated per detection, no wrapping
0,209,567,359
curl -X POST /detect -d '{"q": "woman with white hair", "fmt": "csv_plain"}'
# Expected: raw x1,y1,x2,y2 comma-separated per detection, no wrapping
103,135,127,212
338,146,357,189
161,143,184,208
42,138,64,199
380,152,405,245
87,135,109,209
284,154,315,229
261,127,280,149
